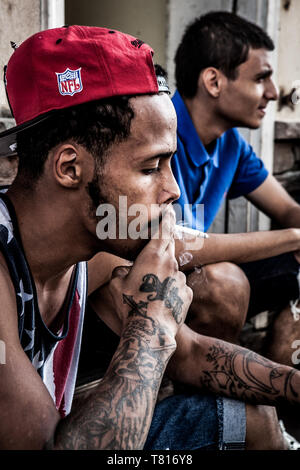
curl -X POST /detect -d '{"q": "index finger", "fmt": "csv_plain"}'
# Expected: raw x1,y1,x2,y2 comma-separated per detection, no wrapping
128,208,176,277
147,205,176,255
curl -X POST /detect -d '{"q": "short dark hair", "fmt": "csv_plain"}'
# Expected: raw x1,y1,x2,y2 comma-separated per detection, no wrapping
16,96,134,186
175,11,275,98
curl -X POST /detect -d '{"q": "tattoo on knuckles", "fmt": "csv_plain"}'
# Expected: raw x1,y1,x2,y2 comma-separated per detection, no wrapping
140,273,184,323
122,273,184,324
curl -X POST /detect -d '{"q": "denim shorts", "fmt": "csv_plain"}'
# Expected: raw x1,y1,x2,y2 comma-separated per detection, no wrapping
239,252,300,318
144,393,246,451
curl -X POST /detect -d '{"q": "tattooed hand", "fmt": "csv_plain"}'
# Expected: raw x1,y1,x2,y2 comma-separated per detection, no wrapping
139,274,184,325
107,208,193,345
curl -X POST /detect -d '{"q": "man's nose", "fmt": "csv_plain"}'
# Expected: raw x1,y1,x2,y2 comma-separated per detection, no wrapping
158,169,181,205
265,79,279,101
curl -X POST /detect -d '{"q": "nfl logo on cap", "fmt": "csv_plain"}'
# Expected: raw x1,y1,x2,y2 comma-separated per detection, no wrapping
56,68,83,96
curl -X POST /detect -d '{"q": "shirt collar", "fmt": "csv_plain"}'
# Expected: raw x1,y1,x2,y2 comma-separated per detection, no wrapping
172,90,219,168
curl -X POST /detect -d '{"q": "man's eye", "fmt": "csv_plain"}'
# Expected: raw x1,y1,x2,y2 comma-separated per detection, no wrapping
142,168,160,175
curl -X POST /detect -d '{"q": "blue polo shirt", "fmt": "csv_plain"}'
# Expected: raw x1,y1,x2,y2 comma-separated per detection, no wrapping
171,91,269,232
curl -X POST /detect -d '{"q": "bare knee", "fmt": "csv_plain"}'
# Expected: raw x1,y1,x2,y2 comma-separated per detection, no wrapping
245,404,287,450
186,262,250,340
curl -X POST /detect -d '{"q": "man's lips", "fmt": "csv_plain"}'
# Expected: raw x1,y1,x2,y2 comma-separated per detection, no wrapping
258,106,266,116
258,103,268,116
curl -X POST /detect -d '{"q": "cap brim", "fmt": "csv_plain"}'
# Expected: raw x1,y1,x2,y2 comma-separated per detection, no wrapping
0,113,53,158
0,125,18,157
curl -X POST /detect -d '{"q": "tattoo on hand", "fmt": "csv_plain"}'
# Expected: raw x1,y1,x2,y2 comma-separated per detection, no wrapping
139,273,183,324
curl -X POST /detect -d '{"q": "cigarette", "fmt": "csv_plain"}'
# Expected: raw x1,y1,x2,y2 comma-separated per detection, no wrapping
174,225,209,239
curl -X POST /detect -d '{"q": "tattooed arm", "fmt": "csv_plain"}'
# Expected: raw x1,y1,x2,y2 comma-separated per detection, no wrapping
167,324,300,409
48,213,192,450
52,299,177,449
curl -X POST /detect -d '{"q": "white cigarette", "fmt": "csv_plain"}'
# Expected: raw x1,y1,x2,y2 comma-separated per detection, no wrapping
174,225,209,239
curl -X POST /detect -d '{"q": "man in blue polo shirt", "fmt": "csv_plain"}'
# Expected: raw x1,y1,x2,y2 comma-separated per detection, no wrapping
172,11,300,367
172,92,268,232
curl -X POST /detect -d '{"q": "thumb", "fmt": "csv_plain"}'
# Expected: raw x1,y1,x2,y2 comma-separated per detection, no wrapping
111,265,132,280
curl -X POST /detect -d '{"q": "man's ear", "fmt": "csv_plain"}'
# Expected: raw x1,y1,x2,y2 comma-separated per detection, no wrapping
199,67,226,98
53,144,83,189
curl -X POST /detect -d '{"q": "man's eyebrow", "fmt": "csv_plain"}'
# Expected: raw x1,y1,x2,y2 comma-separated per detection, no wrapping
255,68,273,79
142,151,176,162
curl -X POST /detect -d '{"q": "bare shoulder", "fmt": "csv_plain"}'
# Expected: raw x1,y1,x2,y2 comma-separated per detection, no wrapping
0,250,60,449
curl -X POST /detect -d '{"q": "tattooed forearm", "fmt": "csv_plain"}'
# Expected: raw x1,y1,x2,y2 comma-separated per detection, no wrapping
200,340,300,407
51,289,176,450
140,273,184,324
122,293,174,347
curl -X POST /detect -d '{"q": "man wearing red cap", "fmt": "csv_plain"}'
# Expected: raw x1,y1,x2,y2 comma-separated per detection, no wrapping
0,25,299,451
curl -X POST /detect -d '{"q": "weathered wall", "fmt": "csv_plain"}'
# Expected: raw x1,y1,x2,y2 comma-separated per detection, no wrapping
273,0,300,207
65,0,167,69
0,0,41,113
276,0,300,122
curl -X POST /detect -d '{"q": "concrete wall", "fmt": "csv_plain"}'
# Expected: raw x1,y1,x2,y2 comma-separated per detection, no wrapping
276,0,300,122
65,0,167,68
272,1,300,208
0,0,41,115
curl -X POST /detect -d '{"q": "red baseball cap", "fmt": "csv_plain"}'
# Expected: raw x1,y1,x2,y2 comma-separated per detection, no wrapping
0,25,169,158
